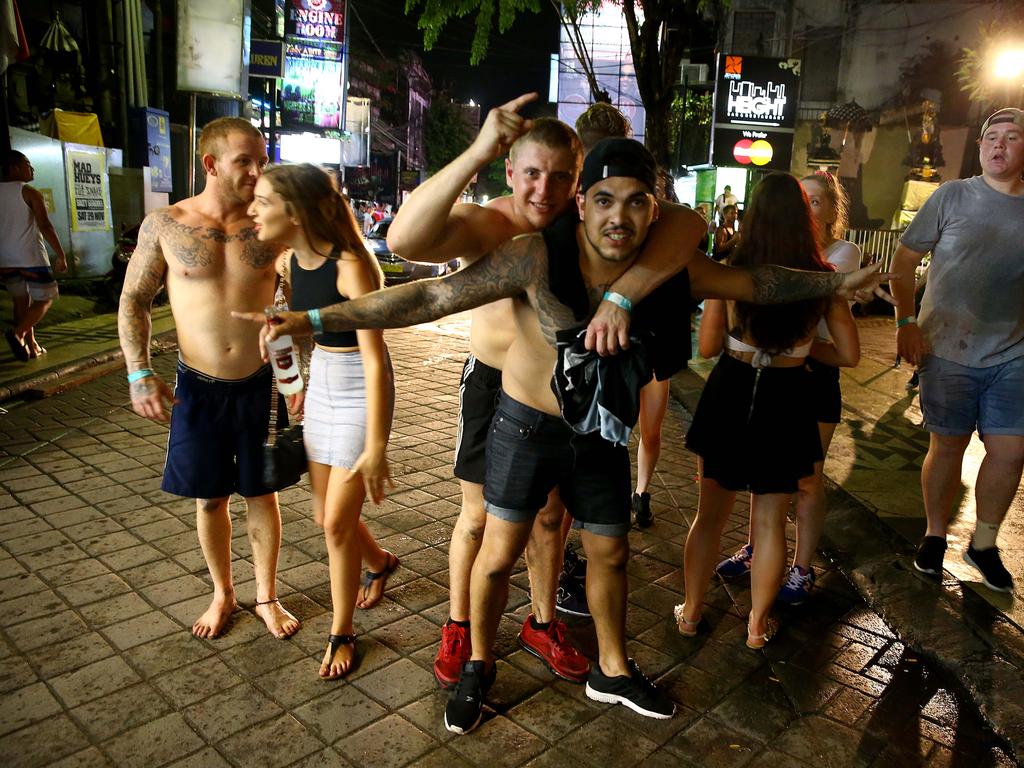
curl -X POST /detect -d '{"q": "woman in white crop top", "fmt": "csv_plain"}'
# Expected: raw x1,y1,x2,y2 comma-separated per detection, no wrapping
677,173,859,651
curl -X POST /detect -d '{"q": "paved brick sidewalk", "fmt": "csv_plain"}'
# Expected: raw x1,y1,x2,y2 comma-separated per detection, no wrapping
0,317,1014,767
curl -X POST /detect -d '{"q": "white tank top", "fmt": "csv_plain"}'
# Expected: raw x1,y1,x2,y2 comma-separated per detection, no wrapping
0,182,48,268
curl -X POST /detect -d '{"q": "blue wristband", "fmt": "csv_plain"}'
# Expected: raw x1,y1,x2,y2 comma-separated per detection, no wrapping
307,308,324,335
127,368,154,384
602,291,633,313
896,315,916,328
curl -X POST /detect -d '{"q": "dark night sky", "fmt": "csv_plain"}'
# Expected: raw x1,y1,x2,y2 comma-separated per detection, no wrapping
349,0,562,117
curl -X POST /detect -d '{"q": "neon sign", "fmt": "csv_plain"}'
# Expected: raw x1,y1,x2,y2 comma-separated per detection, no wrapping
286,0,346,43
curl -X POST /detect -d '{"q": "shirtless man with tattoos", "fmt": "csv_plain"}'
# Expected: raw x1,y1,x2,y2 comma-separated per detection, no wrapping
237,139,891,732
117,117,299,641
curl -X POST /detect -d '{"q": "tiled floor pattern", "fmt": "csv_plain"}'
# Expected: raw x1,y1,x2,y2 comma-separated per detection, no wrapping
0,316,1014,767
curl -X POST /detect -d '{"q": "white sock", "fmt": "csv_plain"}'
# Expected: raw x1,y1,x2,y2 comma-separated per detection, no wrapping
972,521,1000,551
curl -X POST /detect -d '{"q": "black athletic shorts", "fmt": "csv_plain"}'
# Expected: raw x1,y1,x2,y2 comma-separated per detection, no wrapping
453,354,502,483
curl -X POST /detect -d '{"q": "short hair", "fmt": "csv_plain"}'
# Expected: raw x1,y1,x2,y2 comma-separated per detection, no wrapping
2,150,27,176
722,203,737,215
723,185,732,191
509,117,583,170
198,117,264,159
800,171,849,240
575,103,631,151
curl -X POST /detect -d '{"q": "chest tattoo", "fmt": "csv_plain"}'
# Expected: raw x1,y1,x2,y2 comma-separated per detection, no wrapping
156,212,273,269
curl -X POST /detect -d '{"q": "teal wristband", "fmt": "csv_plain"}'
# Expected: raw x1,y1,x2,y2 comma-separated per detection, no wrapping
307,308,324,335
127,368,154,384
602,291,633,313
896,316,916,328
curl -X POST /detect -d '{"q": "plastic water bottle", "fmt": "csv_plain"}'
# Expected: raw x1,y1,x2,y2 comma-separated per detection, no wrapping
265,308,303,396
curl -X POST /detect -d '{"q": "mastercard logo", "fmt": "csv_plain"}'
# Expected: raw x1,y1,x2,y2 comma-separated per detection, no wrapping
733,139,774,166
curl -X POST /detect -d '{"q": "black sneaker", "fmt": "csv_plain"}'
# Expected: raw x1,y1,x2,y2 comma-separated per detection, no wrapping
561,544,588,582
585,659,675,719
632,492,653,528
444,660,495,735
913,536,947,576
964,544,1014,593
555,576,591,617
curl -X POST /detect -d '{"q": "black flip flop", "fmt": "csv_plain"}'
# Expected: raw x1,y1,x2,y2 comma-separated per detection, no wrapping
5,330,29,362
321,633,358,680
358,551,399,609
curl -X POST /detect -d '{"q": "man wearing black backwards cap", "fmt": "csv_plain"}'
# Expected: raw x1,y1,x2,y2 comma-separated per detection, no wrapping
236,138,892,733
892,107,1024,592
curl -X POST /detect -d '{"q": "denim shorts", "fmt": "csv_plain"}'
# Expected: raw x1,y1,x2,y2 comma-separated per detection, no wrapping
483,391,632,537
919,354,1024,437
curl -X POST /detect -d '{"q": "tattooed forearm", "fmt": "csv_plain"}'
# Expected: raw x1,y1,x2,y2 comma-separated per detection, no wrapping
118,215,167,368
321,235,541,332
747,265,845,305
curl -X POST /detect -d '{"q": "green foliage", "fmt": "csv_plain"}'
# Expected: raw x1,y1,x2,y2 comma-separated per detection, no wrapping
405,0,542,65
424,95,475,174
474,157,510,199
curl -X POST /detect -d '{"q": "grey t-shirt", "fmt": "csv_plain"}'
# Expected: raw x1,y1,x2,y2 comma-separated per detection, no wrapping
900,175,1024,367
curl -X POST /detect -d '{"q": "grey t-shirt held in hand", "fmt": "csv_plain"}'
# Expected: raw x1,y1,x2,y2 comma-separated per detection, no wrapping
900,175,1024,368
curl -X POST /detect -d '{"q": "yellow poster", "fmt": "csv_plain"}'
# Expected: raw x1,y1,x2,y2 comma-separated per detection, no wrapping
66,148,110,232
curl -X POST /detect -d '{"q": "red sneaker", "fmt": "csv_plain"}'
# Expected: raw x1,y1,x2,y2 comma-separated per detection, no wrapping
434,621,471,689
518,614,590,683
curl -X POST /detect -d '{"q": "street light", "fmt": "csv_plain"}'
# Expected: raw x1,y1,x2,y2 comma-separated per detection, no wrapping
992,46,1024,107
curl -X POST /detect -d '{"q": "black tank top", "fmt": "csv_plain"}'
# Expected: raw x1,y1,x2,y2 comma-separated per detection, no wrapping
289,253,359,347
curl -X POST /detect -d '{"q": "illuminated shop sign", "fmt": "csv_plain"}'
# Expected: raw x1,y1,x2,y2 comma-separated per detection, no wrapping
282,46,345,128
285,0,347,43
711,127,792,171
711,54,801,170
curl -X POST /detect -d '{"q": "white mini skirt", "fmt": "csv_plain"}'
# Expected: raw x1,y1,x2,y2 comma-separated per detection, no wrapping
303,346,366,468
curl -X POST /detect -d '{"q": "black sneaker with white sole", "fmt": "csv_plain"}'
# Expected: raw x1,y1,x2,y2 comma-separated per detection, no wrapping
585,659,675,719
964,544,1014,593
913,536,947,576
444,660,495,735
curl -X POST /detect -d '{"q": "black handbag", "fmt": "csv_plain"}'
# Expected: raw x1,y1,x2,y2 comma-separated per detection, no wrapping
263,387,307,490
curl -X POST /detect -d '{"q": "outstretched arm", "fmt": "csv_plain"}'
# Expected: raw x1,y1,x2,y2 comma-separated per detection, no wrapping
387,93,537,265
234,235,543,343
689,256,892,303
117,213,175,422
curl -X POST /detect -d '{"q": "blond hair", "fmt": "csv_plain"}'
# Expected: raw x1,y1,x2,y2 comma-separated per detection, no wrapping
508,118,583,171
575,103,632,151
198,117,264,160
800,172,849,241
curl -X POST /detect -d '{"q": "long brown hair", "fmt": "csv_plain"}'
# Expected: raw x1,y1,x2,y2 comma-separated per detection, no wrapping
730,173,831,351
800,171,849,241
262,163,384,290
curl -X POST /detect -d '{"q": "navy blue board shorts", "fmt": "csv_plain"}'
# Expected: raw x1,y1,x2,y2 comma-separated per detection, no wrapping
161,360,288,499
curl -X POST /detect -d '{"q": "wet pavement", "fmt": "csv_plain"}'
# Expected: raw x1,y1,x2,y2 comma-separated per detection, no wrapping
0,314,1017,767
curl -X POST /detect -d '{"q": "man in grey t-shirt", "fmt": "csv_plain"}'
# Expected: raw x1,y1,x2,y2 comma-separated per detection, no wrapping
890,107,1024,593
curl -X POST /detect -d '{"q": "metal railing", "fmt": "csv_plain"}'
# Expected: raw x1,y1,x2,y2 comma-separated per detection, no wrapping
843,228,902,270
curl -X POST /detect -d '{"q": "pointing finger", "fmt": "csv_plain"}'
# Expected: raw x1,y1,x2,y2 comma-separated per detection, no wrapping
499,92,539,113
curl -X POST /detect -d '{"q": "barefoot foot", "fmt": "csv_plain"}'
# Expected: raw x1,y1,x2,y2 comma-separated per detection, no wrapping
255,598,301,638
192,594,237,639
319,634,356,680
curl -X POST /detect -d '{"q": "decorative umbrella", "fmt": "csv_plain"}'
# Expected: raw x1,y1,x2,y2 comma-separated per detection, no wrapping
825,100,874,133
39,11,85,92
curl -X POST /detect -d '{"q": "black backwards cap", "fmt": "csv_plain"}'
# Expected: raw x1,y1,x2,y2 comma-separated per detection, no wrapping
580,138,658,195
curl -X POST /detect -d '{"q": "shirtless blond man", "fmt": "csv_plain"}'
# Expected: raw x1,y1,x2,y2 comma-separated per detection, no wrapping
117,118,299,640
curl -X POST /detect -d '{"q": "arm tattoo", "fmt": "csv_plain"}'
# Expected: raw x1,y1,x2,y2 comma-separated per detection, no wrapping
118,213,167,367
747,265,845,304
320,235,542,332
154,211,273,269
